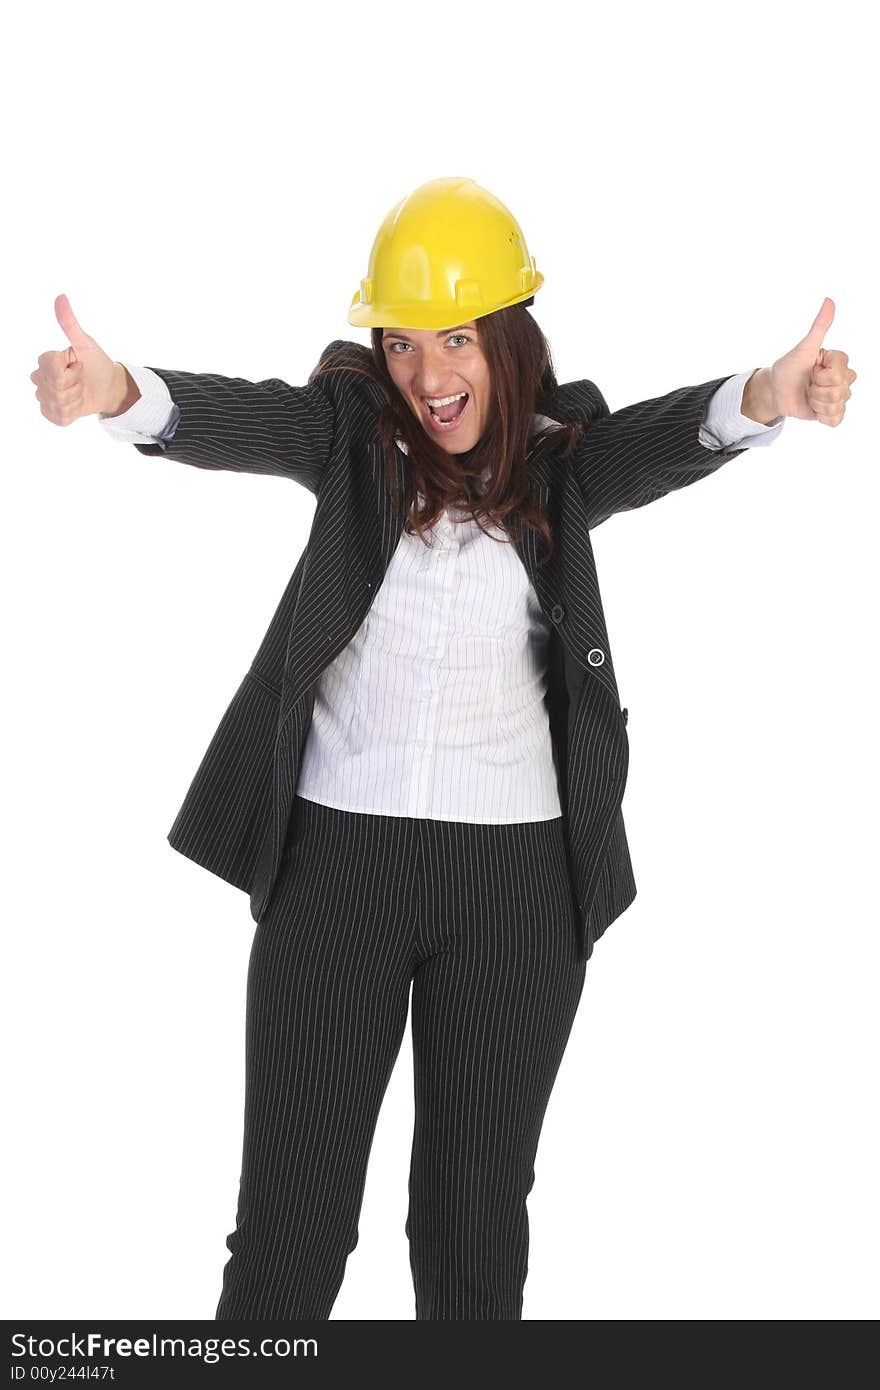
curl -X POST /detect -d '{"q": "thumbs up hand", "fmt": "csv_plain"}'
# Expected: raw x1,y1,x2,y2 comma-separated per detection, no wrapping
765,297,857,426
30,294,131,425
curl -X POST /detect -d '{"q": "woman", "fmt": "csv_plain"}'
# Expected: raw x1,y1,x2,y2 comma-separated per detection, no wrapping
31,177,855,1321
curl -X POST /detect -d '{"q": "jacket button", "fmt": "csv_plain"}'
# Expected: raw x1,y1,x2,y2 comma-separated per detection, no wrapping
587,647,605,666
550,603,565,623
622,706,629,725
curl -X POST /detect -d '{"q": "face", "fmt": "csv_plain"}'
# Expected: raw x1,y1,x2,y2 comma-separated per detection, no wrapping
381,320,490,452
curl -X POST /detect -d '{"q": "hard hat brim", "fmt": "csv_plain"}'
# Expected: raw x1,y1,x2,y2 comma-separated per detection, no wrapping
347,277,544,331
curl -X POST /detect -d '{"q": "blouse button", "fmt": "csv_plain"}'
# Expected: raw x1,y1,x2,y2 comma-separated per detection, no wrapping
550,603,565,623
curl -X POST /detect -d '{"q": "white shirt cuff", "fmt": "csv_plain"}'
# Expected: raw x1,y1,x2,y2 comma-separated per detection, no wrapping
700,369,786,451
97,363,179,444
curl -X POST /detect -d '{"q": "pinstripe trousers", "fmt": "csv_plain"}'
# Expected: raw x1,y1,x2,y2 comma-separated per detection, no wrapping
214,792,588,1321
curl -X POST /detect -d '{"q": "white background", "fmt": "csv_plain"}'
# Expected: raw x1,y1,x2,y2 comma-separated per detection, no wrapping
5,0,877,1322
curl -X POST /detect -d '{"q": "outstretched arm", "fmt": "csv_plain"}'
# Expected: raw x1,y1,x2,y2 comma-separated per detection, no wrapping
99,352,345,497
574,371,761,530
33,297,342,498
575,298,855,530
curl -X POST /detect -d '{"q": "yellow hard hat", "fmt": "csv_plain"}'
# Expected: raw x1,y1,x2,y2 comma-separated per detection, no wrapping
348,176,544,331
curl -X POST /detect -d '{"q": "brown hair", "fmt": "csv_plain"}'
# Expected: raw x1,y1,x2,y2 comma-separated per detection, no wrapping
309,300,585,567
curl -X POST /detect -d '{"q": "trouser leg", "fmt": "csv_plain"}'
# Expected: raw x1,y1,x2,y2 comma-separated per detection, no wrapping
216,796,415,1320
406,814,587,1320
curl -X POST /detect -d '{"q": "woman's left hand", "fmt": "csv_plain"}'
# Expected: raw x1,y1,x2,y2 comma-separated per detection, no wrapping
768,297,857,425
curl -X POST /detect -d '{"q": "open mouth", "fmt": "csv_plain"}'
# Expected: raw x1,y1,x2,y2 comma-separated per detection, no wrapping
423,392,469,432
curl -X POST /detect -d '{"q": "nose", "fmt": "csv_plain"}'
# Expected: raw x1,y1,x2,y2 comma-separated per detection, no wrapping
415,345,460,398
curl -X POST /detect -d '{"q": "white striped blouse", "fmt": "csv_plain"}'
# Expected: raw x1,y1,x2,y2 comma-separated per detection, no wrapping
99,365,784,822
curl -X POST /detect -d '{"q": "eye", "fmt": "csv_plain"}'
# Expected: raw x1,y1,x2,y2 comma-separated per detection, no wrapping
385,333,471,354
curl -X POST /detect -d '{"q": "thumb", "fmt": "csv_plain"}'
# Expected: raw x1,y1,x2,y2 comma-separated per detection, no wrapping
55,293,94,358
796,295,835,356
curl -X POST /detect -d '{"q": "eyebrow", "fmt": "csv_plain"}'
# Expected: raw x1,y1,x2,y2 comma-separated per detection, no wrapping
382,324,477,341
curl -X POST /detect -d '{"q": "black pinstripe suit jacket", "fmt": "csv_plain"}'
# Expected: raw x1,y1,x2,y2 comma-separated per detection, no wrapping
133,342,749,959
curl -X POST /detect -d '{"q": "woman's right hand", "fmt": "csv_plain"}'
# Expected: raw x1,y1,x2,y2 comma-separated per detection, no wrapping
30,294,131,425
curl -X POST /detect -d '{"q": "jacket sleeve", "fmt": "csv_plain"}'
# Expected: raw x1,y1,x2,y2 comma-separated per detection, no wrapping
573,374,755,530
125,342,345,496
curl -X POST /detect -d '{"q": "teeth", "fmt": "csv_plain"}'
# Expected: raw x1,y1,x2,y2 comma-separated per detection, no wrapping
426,391,467,408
